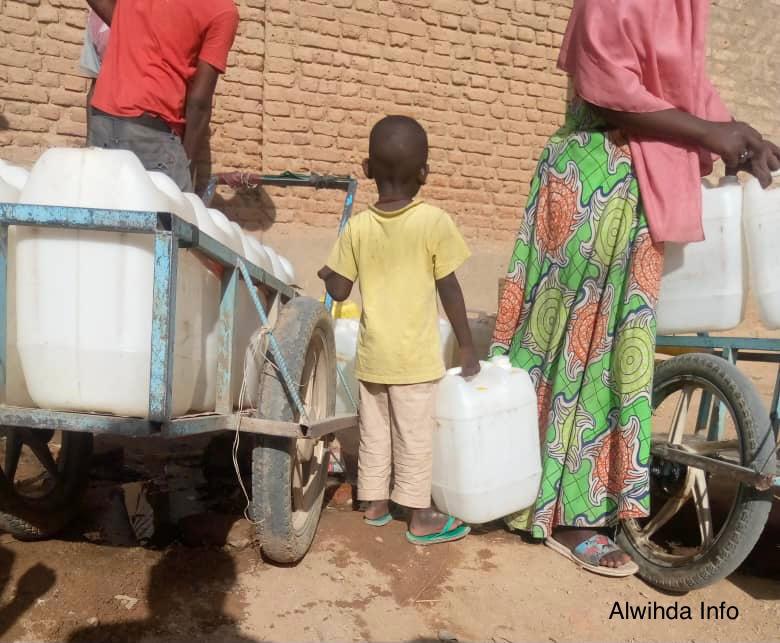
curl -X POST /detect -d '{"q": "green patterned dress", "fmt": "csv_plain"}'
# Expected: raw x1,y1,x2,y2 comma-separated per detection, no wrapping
490,99,663,538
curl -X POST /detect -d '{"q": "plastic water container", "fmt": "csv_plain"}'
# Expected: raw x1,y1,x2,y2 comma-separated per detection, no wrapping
334,318,360,415
260,244,296,285
263,245,287,283
432,356,541,524
182,195,256,410
16,149,207,417
329,300,362,465
656,178,745,334
243,235,274,276
436,312,497,365
195,205,269,410
206,210,253,400
467,311,496,359
744,176,780,329
329,299,360,320
0,162,30,193
0,172,19,202
182,193,231,411
148,171,197,223
235,232,271,409
332,315,462,414
0,166,34,408
438,317,458,369
278,255,296,285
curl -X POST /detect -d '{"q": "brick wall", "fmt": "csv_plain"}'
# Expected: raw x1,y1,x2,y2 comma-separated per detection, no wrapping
708,0,780,148
1,0,778,241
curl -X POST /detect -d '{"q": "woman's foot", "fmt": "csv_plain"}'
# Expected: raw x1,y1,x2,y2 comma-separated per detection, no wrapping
552,527,631,569
409,507,463,537
364,500,390,521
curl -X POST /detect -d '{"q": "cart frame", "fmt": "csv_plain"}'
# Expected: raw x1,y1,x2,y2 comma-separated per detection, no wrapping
616,331,780,590
655,333,780,489
0,172,359,441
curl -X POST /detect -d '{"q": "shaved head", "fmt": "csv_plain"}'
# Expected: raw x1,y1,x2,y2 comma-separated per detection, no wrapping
367,115,429,185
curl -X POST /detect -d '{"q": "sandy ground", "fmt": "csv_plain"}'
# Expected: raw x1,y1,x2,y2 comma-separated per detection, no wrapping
0,481,778,643
0,227,778,643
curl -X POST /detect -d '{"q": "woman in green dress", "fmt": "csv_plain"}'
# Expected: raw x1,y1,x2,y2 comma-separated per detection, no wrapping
491,0,779,577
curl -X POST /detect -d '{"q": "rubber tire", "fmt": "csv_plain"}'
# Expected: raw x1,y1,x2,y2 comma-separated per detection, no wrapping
251,297,336,564
617,353,775,592
0,430,93,540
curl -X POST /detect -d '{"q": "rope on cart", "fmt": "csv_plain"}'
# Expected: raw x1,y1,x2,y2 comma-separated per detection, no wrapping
234,330,267,525
236,258,309,422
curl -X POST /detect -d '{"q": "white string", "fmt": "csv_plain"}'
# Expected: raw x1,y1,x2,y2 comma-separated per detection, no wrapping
233,328,267,525
231,321,309,524
230,287,346,525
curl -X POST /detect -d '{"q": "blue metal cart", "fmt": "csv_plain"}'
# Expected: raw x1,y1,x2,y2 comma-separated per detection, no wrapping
617,333,779,591
0,172,359,564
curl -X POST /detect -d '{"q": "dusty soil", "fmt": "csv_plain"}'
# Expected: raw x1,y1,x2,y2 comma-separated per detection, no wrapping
0,482,778,643
0,231,778,643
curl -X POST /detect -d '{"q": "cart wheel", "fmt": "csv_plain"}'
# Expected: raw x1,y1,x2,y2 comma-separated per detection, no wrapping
251,297,335,564
0,428,93,540
617,353,775,591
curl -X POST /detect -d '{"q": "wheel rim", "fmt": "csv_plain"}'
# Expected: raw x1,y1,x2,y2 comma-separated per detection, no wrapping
0,428,70,501
622,374,745,568
291,328,329,531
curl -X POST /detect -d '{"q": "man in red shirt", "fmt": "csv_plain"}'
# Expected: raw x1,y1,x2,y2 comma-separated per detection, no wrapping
86,0,239,191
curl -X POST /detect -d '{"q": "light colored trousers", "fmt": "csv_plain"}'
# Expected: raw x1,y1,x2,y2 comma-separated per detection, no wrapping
357,380,437,509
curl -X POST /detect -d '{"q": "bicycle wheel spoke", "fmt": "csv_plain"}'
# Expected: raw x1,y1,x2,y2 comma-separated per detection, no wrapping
641,469,695,540
26,436,61,481
292,451,305,508
691,469,714,547
4,431,23,482
669,386,693,445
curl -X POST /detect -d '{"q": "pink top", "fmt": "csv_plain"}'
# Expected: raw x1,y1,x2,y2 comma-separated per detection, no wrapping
558,0,732,243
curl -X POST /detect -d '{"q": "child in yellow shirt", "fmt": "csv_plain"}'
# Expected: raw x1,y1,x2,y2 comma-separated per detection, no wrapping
319,115,479,545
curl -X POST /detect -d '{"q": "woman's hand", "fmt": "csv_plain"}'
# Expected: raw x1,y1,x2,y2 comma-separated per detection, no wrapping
730,140,780,188
699,121,765,168
703,122,780,188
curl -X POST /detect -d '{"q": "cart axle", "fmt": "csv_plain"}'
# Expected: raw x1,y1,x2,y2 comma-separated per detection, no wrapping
652,442,775,491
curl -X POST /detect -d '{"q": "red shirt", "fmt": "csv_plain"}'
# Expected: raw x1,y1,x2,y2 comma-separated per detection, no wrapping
92,0,238,136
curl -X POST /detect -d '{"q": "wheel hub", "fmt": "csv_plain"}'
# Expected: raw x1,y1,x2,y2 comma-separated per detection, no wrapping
650,457,688,496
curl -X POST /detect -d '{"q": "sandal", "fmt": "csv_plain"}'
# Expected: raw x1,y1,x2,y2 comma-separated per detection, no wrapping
406,516,470,546
545,534,639,578
364,513,393,527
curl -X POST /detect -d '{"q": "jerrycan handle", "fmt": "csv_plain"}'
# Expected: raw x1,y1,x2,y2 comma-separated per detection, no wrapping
445,360,489,378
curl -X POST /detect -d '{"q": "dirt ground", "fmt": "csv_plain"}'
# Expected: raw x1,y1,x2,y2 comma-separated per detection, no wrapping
0,230,778,643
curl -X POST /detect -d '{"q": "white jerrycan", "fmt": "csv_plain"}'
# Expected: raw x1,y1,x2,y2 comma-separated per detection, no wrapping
333,318,360,416
656,178,745,334
432,356,541,524
0,165,34,408
744,174,780,329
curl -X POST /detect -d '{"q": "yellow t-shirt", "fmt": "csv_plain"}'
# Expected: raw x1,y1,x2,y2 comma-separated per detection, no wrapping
326,200,470,385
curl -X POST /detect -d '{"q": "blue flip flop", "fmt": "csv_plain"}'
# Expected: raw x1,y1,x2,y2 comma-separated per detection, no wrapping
364,513,393,527
406,516,470,546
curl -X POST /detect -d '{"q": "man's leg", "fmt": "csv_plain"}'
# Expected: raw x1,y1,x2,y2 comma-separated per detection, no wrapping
357,381,392,519
119,122,193,192
87,113,193,192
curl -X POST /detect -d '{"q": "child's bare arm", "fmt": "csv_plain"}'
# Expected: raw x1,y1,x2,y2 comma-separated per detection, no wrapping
318,266,354,302
436,272,480,378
